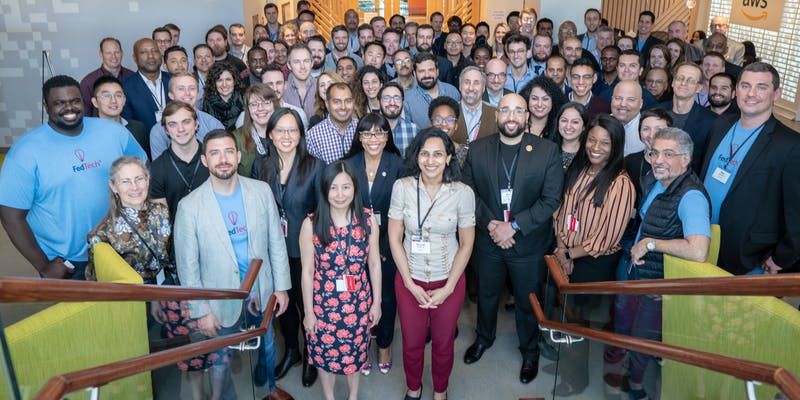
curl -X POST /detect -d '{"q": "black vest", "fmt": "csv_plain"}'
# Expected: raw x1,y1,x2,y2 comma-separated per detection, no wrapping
636,170,710,280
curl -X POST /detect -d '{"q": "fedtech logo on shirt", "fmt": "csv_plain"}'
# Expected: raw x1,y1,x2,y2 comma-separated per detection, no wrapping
227,211,248,235
71,149,102,173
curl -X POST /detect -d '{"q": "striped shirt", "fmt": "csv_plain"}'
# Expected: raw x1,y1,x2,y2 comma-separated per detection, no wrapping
554,170,635,256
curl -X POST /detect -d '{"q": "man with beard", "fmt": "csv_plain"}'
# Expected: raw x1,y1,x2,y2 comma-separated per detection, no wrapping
707,72,738,115
122,38,172,132
483,58,512,106
530,34,552,77
661,62,716,172
164,46,189,75
415,24,453,83
306,35,327,78
306,82,358,163
80,37,135,117
0,75,146,279
174,129,292,400
504,34,535,93
324,25,363,72
205,26,247,75
242,47,268,87
91,76,149,156
558,31,600,72
462,93,563,384
150,72,225,159
379,82,417,155
453,66,495,145
390,49,416,90
284,44,317,120
403,51,460,129
568,57,610,117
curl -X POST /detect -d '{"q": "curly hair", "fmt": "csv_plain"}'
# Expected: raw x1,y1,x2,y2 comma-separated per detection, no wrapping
520,75,567,137
203,62,245,101
352,65,387,119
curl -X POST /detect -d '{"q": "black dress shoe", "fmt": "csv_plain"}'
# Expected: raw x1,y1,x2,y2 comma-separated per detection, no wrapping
301,358,318,387
463,341,490,364
274,347,301,380
519,358,539,383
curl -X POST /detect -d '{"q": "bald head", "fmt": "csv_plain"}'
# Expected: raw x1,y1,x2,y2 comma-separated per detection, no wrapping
611,80,643,124
485,58,508,92
710,16,729,34
557,20,577,43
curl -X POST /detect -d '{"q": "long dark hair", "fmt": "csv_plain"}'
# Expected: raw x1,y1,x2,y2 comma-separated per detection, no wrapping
352,66,387,118
520,75,567,137
203,62,245,101
344,112,401,158
563,114,626,207
403,127,460,182
312,161,368,247
549,102,589,146
257,108,316,186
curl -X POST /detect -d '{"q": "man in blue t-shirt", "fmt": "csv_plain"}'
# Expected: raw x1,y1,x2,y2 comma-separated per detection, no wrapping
0,75,146,279
174,129,292,399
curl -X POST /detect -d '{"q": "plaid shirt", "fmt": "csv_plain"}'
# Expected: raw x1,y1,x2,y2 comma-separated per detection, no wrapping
392,117,418,157
306,117,358,164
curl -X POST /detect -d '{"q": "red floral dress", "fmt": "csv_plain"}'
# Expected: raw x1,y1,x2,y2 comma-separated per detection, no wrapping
306,211,373,375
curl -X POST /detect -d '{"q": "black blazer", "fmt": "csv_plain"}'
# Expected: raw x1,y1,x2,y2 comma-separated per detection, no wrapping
463,133,564,256
659,100,716,173
343,151,405,258
254,155,325,258
121,71,172,132
700,114,800,274
638,36,664,65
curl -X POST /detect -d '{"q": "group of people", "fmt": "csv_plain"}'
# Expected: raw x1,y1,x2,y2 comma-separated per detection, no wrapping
1,3,799,400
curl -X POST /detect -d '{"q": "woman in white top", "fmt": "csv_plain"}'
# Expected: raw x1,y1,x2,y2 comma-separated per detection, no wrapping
388,128,475,400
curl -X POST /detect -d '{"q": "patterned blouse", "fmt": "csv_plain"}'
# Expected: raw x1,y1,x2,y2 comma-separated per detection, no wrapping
86,202,174,283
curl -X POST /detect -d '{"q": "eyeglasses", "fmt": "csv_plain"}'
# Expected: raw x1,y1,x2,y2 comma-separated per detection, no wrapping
674,75,699,85
487,72,507,80
248,100,273,109
116,175,147,187
431,116,457,125
647,149,685,160
380,95,403,103
498,107,526,116
360,130,388,139
98,93,125,101
446,40,463,46
395,57,412,65
507,48,527,56
273,128,300,137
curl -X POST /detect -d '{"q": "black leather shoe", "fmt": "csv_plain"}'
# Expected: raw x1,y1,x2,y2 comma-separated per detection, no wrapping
520,358,539,384
463,341,490,364
301,358,317,387
274,347,301,380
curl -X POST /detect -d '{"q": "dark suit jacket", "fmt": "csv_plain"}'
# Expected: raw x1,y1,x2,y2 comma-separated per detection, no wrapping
121,71,172,132
700,114,800,274
436,55,454,86
586,95,611,118
659,100,716,173
343,151,405,258
452,102,497,145
463,133,564,256
551,46,601,72
725,61,743,81
253,155,325,258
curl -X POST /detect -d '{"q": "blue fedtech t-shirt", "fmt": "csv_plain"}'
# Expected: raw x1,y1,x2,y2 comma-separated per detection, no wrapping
214,184,250,281
703,121,764,223
0,118,147,261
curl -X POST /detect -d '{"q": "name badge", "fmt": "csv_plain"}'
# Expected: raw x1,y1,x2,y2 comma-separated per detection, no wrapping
500,189,513,205
280,216,288,237
711,167,731,184
411,234,431,254
335,275,357,292
503,209,511,222
154,110,163,124
374,212,381,226
566,214,580,232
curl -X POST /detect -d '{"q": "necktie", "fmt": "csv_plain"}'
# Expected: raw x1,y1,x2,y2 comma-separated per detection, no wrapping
534,65,541,75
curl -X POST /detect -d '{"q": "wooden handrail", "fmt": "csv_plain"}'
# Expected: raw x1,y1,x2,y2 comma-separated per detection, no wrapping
0,259,263,303
528,293,800,399
544,255,800,296
34,295,277,400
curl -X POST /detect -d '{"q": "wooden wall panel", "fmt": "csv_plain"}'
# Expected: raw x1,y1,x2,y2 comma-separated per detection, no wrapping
602,0,695,36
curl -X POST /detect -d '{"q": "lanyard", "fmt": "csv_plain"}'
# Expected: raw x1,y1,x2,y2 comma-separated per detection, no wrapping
725,121,765,170
572,170,596,214
148,78,164,109
416,176,438,235
169,153,201,193
499,143,520,189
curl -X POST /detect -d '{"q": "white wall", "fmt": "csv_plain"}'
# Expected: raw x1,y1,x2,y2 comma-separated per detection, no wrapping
0,0,245,146
540,0,601,43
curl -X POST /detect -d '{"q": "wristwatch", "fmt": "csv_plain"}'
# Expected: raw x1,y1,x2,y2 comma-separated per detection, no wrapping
511,220,521,232
646,240,656,252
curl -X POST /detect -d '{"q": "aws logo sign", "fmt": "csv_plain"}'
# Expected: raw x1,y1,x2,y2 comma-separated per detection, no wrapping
731,0,784,32
71,149,102,173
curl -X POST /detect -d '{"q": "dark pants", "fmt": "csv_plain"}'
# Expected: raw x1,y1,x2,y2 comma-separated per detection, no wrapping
67,260,88,280
473,245,546,360
278,257,304,351
375,254,398,349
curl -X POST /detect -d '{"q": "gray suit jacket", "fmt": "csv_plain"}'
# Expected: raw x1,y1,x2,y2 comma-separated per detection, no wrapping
174,176,292,327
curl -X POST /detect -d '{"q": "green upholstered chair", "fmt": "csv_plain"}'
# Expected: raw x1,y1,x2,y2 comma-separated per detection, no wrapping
662,225,800,399
3,243,152,399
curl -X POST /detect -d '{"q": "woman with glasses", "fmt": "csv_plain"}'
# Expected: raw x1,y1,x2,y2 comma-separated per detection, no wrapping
551,114,635,396
342,113,405,376
521,76,567,138
202,62,245,131
388,128,475,400
253,107,325,387
353,66,387,119
233,84,280,176
310,72,346,129
428,96,469,168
